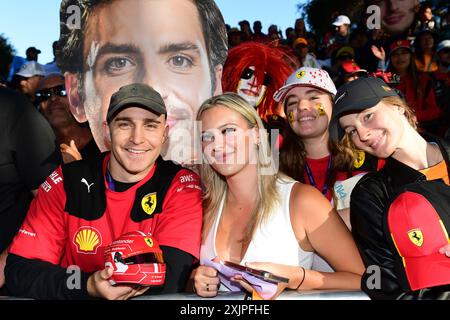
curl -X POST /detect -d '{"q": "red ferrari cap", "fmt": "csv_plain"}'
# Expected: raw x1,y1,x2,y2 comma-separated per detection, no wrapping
340,60,367,76
389,39,412,56
388,191,450,291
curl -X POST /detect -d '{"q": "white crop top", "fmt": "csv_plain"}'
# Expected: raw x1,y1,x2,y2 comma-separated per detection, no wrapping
200,178,315,270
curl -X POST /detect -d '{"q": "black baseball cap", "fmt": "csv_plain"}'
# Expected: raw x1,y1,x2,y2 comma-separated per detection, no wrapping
329,77,399,142
107,83,166,123
26,47,41,55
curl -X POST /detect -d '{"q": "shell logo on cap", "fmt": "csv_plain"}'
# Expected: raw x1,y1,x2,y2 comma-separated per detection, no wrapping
382,86,392,92
296,70,306,79
142,192,157,216
408,229,424,247
74,227,102,254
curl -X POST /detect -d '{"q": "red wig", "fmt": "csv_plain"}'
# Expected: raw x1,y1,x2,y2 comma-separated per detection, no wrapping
222,42,296,121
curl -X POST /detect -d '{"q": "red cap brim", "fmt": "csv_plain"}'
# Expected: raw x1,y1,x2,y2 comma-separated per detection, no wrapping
404,252,450,291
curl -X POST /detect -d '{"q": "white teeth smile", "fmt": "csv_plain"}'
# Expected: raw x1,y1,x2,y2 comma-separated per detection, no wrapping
126,149,147,154
299,116,315,122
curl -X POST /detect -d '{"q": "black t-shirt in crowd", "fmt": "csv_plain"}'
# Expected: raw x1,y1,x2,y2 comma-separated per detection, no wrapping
0,87,61,252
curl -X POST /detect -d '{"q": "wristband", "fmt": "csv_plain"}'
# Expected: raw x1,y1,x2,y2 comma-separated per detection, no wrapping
296,267,306,290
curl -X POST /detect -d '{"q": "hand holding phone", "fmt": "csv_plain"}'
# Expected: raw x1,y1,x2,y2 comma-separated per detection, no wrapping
223,261,289,284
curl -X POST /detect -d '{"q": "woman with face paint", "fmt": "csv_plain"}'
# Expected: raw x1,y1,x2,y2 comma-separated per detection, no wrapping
192,93,364,298
274,67,381,231
329,77,450,299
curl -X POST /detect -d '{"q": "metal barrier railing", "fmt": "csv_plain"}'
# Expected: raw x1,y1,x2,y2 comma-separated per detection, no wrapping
0,290,369,300
133,290,369,300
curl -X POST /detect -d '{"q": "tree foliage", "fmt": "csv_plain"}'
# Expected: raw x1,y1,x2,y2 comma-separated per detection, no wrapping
0,34,15,82
298,0,365,37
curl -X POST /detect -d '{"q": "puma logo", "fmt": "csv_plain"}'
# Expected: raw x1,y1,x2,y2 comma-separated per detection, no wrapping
81,178,94,193
335,91,347,105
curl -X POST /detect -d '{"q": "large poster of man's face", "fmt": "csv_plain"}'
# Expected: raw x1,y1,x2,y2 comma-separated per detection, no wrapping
56,0,228,165
370,0,419,36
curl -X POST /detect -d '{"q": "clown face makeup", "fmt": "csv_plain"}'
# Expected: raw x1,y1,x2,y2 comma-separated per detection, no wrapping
237,66,270,108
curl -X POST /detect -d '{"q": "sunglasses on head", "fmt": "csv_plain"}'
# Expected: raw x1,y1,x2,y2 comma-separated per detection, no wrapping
241,68,272,86
35,85,67,102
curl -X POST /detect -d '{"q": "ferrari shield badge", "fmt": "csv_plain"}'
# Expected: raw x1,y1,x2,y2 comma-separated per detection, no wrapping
408,229,424,247
353,150,365,169
144,237,154,248
141,192,157,216
296,70,306,79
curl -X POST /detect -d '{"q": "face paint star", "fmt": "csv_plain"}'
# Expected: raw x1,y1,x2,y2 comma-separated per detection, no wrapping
316,104,326,116
288,111,295,123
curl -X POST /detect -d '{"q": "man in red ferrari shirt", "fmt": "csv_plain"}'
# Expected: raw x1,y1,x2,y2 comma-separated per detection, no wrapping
5,83,203,300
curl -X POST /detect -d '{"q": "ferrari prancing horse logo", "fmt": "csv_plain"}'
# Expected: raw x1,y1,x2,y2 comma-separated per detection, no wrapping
141,192,157,216
144,237,154,247
296,70,306,79
408,229,424,247
353,150,365,169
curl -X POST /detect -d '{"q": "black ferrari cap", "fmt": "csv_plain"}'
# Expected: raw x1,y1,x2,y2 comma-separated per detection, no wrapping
329,77,399,142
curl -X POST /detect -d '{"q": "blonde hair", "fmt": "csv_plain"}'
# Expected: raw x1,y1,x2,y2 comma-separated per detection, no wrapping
381,96,417,129
196,93,280,243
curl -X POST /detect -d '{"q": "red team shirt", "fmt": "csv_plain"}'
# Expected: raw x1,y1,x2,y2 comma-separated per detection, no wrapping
305,154,383,201
304,156,348,201
9,154,203,273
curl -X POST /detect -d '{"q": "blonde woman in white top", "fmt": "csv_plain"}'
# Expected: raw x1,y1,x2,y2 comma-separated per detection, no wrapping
193,93,364,297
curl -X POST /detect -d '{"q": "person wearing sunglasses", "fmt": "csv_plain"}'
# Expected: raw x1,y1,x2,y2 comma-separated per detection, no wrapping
221,42,295,149
36,74,99,163
222,42,294,122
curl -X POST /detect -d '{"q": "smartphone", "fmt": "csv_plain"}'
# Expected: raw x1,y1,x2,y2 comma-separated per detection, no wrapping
223,261,289,284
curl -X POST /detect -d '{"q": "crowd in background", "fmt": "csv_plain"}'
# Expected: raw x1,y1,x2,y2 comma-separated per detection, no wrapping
223,2,449,138
3,2,449,138
0,0,449,301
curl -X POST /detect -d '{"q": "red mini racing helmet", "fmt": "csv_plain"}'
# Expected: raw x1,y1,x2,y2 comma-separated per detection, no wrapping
104,231,166,287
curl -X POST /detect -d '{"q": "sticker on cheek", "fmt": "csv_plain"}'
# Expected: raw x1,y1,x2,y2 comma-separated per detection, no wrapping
287,111,295,123
316,103,326,116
